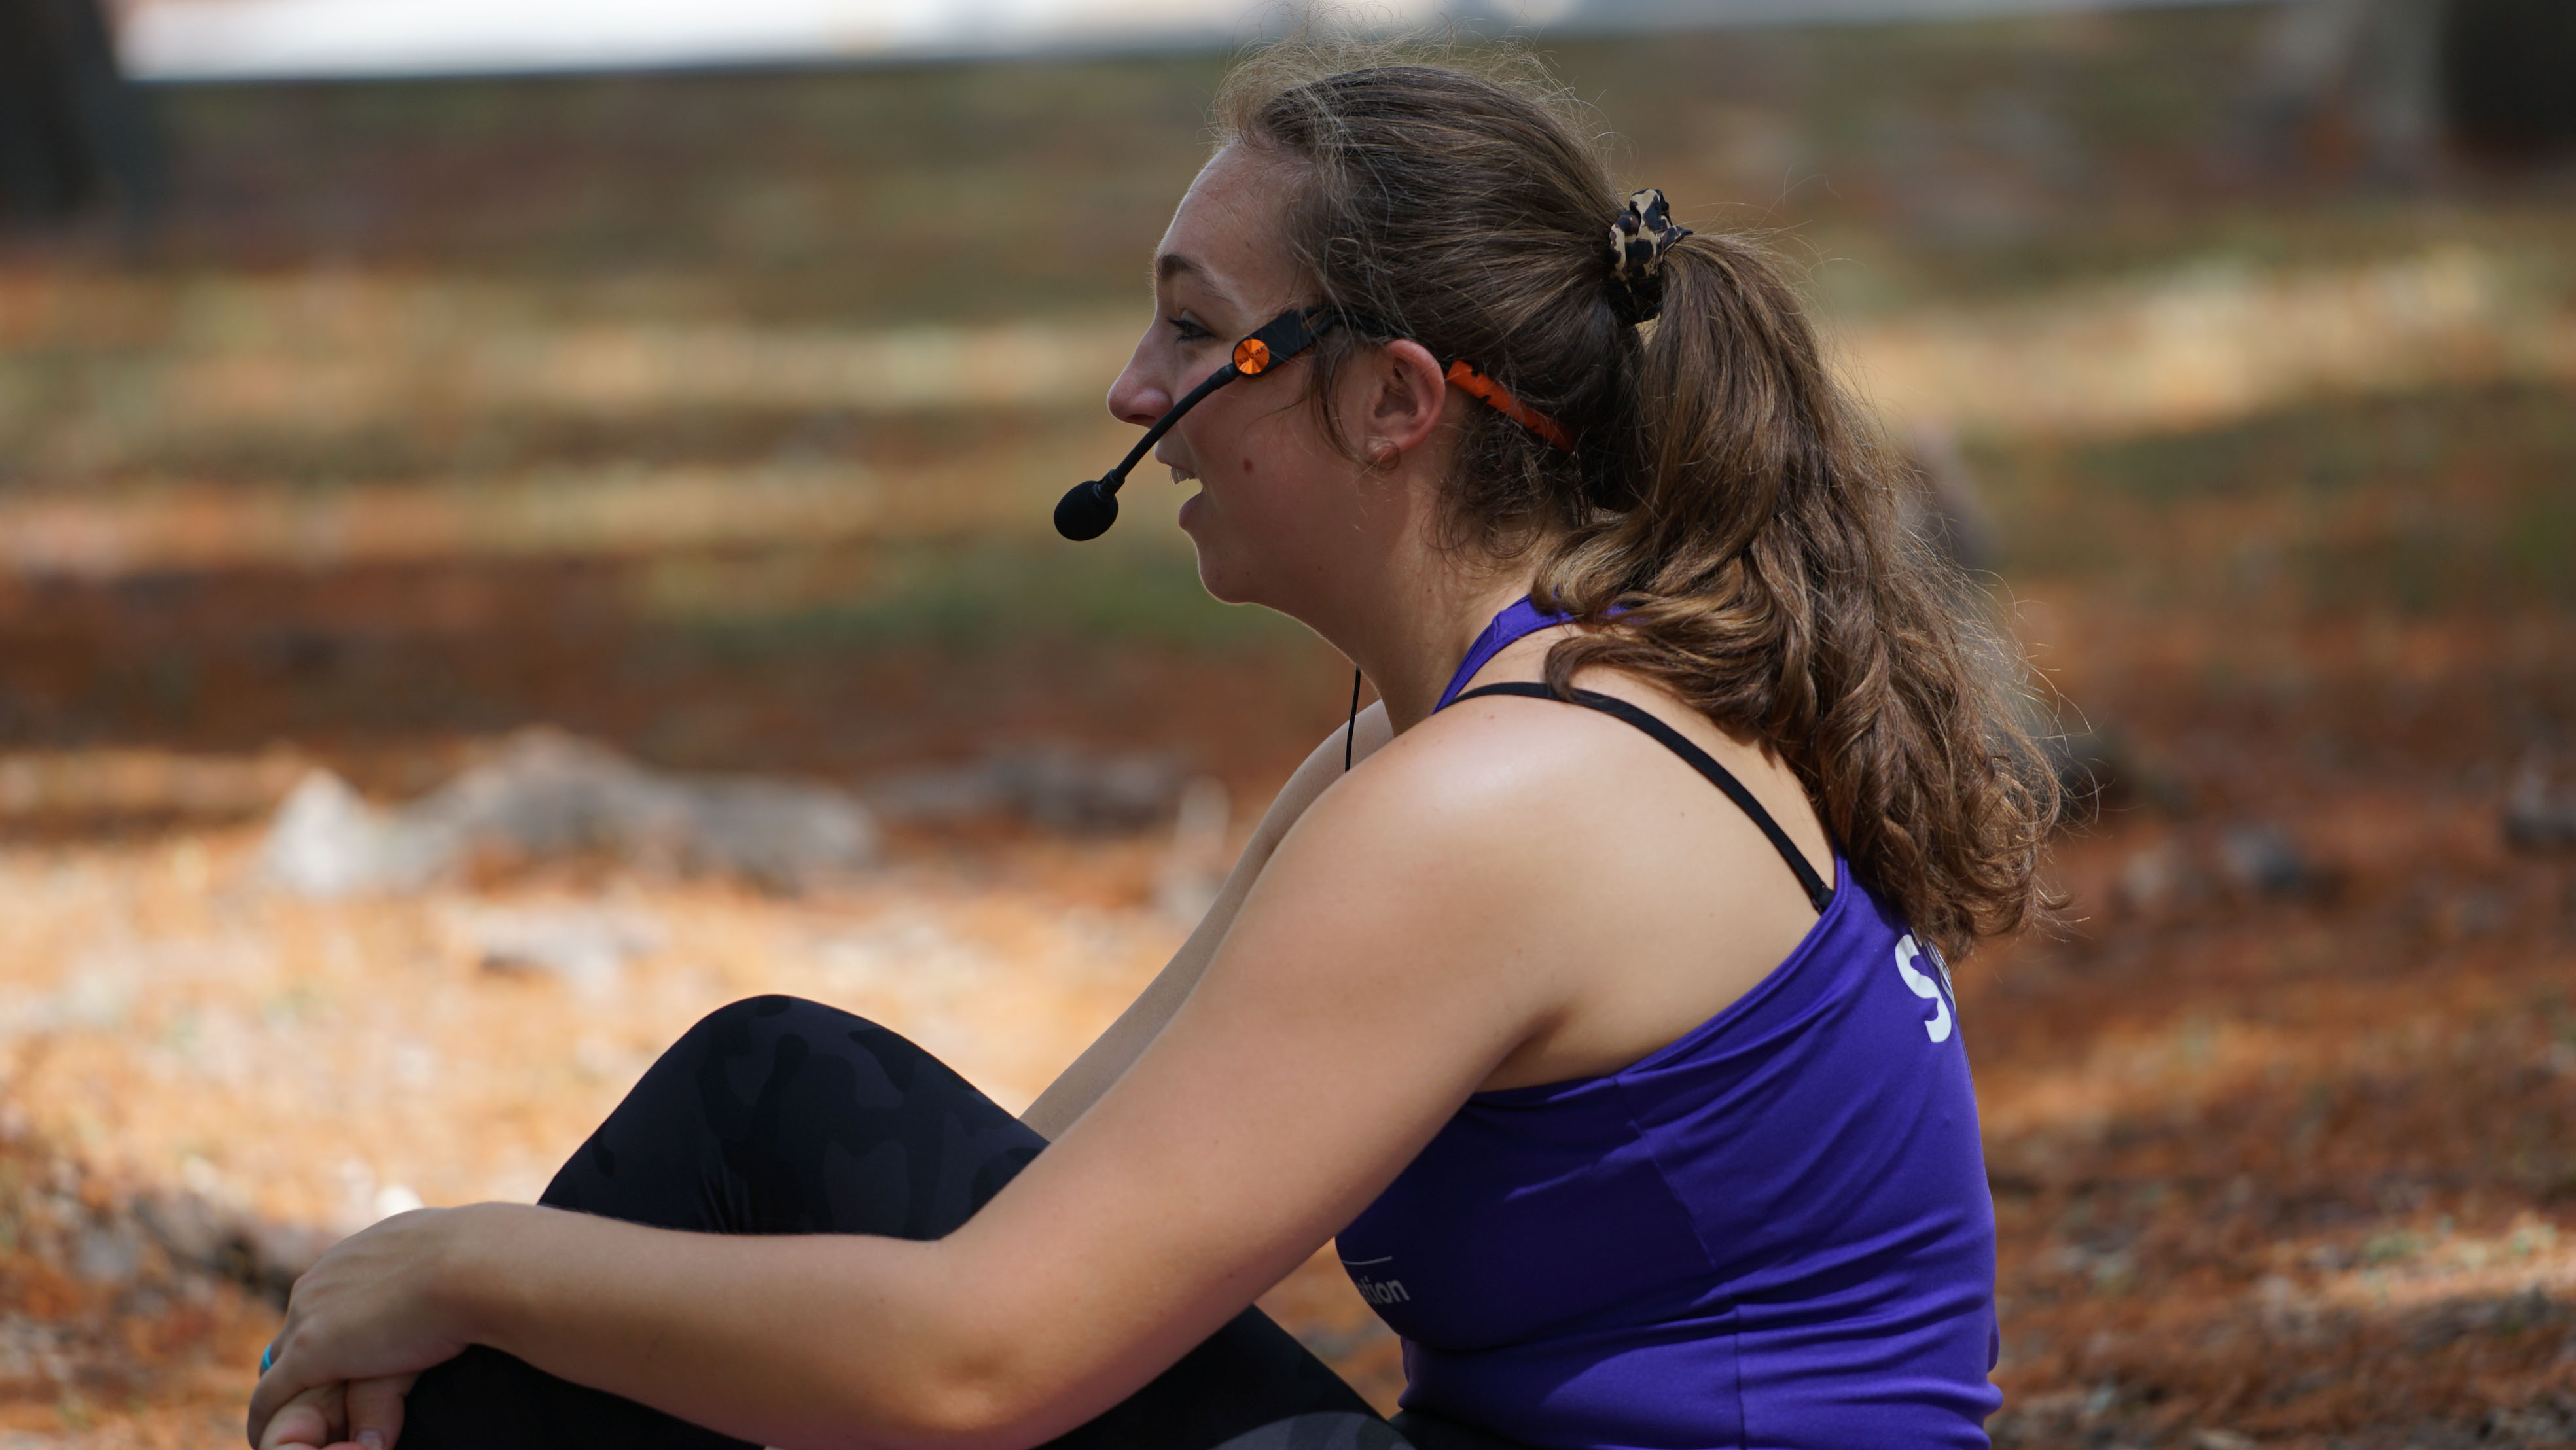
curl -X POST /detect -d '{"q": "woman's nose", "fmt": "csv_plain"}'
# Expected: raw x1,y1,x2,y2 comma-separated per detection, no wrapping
1106,334,1172,429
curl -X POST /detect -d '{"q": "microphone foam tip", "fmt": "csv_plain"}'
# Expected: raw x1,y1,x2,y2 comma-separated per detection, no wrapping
1054,480,1118,541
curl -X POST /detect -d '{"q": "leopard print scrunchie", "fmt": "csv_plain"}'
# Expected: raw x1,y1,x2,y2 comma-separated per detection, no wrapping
1607,188,1692,327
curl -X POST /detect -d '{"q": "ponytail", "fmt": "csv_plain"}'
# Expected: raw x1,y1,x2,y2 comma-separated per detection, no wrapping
1221,45,2059,959
1537,231,2059,954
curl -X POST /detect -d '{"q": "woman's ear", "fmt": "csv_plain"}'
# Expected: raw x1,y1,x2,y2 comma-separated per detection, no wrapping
1360,338,1452,464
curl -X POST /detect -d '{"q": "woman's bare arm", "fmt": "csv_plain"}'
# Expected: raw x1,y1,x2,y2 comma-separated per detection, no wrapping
251,701,1592,1450
249,692,1817,1450
1019,701,1391,1139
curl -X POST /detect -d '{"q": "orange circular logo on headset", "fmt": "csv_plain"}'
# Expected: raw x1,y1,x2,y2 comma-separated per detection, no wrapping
1232,338,1272,374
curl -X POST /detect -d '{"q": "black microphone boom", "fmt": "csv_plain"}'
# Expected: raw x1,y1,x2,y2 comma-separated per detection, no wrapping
1053,362,1240,540
1054,306,1360,542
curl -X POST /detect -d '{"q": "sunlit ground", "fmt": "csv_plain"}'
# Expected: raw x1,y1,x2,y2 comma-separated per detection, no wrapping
1,8,2572,1446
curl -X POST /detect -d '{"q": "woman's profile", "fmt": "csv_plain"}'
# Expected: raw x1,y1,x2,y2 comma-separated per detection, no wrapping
249,44,2056,1450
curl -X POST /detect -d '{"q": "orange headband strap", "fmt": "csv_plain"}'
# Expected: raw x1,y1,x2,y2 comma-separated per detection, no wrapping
1444,359,1577,453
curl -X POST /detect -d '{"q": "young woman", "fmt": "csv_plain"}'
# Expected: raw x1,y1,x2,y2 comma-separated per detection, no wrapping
249,49,2053,1450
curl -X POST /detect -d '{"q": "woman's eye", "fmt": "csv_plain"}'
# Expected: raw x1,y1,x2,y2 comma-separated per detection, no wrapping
1167,317,1214,343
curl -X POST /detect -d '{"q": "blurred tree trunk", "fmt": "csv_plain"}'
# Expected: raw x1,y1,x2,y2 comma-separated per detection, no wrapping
0,0,162,234
2251,0,2576,176
2440,0,2576,158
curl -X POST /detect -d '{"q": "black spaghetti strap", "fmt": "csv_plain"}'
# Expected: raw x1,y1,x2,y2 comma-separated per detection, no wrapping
1451,682,1835,913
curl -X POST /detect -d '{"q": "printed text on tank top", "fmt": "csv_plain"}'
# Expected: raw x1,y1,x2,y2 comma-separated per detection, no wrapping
1338,1256,1412,1307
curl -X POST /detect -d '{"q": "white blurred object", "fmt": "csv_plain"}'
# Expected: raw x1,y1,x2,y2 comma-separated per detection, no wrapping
121,0,1353,77
453,903,667,999
260,769,405,899
868,744,1187,834
373,1183,427,1218
120,0,2274,82
257,730,877,896
335,1160,433,1233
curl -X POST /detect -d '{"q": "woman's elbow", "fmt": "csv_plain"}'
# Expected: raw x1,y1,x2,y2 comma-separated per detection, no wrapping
815,1334,1062,1450
916,1366,1050,1450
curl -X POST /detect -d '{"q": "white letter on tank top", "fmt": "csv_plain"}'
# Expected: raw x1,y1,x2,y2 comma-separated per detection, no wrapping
1893,934,1953,1044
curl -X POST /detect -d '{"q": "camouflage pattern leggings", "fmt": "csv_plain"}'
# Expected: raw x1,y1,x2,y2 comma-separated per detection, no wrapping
398,995,1408,1450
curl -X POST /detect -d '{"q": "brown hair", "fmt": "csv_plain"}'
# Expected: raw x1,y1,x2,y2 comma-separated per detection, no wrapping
1216,44,2058,959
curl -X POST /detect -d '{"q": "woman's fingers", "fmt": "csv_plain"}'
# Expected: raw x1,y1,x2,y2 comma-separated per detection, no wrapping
340,1373,416,1450
255,1380,343,1450
247,1356,322,1446
244,1206,474,1443
251,1371,413,1449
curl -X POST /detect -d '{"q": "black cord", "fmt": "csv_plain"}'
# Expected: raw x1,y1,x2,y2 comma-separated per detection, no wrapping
1344,667,1363,772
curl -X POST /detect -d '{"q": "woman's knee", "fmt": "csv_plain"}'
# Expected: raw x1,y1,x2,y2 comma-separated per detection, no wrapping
670,994,882,1055
550,993,1035,1235
540,997,885,1224
666,996,977,1110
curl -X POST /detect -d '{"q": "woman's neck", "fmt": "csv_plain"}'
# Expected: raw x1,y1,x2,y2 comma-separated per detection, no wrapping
1248,442,1547,734
1325,568,1538,736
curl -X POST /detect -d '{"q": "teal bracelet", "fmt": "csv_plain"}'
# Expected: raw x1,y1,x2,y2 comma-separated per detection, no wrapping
259,1342,275,1375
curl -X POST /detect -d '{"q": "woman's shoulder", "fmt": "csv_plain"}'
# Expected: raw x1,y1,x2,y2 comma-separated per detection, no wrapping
1369,682,1633,797
1270,701,1585,897
1289,683,1656,887
1277,673,1837,1089
1410,669,1832,880
1344,673,1817,860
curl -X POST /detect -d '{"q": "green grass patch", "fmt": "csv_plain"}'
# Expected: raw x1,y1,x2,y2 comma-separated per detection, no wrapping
2061,383,2574,504
667,535,1311,660
1977,381,2576,614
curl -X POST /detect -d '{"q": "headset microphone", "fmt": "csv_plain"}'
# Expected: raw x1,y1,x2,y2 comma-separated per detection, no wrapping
1055,306,1356,541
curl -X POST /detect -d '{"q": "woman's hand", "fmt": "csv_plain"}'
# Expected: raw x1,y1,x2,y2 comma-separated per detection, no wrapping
254,1375,417,1450
246,1205,491,1448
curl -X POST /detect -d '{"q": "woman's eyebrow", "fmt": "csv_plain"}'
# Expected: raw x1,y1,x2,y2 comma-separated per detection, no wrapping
1155,252,1237,307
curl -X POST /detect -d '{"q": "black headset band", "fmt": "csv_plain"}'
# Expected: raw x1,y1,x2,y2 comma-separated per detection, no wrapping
1059,303,1573,540
1236,305,1380,371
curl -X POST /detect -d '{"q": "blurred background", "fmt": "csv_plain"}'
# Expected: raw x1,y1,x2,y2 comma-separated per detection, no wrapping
1,0,2572,1445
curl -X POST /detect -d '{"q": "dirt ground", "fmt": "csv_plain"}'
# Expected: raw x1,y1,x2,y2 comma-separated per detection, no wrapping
0,567,2567,1450
1,7,2573,1447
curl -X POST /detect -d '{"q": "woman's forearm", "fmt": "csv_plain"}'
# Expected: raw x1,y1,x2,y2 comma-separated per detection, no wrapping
446,1203,1031,1450
1019,865,1253,1139
1022,703,1392,1139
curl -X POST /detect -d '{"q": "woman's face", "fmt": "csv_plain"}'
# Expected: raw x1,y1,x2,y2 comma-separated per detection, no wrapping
1106,143,1391,610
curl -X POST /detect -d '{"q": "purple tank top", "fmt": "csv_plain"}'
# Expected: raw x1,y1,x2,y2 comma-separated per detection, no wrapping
1338,599,2000,1450
1433,594,1579,712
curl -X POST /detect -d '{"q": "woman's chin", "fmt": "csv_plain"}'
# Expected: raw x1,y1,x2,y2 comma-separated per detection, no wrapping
1190,546,1254,606
1180,493,1282,607
1184,526,1257,607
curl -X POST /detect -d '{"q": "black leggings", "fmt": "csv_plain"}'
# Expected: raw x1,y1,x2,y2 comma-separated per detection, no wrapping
398,995,1407,1450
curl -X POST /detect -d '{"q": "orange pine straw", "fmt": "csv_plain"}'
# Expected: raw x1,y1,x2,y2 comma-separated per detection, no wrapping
1444,360,1577,452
